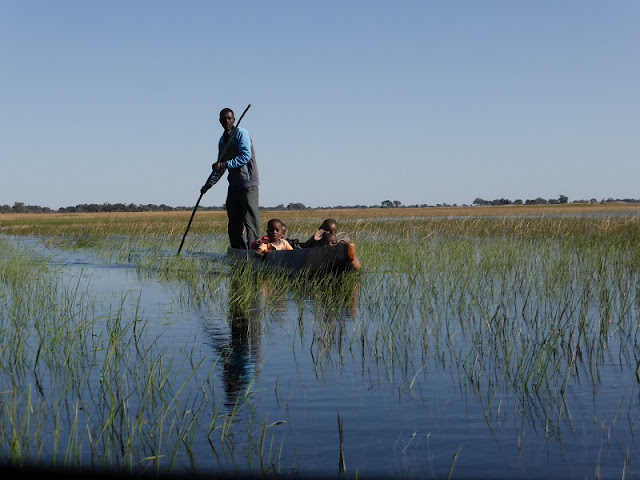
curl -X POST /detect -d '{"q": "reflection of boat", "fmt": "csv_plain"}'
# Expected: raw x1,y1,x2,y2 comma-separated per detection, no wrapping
226,243,361,274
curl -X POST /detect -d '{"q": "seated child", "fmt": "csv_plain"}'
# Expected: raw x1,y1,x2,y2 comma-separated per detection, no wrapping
251,221,301,249
255,218,293,257
302,218,351,248
319,231,338,247
251,221,286,250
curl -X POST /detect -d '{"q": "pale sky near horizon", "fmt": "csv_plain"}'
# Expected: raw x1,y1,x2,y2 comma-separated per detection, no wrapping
1,1,638,209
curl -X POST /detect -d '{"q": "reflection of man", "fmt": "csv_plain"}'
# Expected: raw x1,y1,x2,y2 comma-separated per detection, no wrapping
201,107,260,250
219,274,262,407
221,316,254,406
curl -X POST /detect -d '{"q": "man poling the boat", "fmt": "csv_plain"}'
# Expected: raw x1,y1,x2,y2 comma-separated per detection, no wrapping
202,105,260,250
177,104,254,255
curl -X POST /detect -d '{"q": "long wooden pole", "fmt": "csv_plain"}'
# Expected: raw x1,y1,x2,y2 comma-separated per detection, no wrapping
176,192,204,256
177,104,251,256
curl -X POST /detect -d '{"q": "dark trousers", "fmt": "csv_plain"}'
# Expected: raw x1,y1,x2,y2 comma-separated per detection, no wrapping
226,186,260,249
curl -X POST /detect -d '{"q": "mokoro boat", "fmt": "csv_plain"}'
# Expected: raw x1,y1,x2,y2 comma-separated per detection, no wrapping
226,242,361,274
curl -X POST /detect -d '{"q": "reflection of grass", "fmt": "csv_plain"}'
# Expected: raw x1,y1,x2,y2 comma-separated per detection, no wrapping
0,237,289,475
2,206,640,475
357,227,639,441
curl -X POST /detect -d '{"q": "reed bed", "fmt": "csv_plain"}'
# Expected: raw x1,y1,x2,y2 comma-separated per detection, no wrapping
0,237,291,476
2,202,639,236
1,205,639,477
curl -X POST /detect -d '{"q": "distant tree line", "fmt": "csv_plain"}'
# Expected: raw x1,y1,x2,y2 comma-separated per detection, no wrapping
471,195,640,206
2,196,639,214
473,194,569,206
0,202,226,214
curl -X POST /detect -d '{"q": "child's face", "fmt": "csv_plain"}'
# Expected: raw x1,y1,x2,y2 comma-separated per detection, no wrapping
321,232,338,247
325,222,338,235
267,221,285,242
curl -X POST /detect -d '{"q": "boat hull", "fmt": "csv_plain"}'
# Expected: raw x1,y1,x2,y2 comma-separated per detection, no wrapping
226,242,361,274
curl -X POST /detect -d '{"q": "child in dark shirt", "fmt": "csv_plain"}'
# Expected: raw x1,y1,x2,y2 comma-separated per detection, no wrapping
302,218,350,248
319,231,338,247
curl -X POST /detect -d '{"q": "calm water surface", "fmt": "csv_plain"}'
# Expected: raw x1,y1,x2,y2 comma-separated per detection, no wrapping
2,236,638,479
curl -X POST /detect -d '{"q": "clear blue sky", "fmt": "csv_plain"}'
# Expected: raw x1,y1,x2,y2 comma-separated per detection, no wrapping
2,1,638,209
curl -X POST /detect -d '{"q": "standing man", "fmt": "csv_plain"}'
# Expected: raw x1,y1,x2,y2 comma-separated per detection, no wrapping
201,107,260,249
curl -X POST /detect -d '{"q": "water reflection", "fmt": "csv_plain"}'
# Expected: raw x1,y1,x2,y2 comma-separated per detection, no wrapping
205,270,264,408
223,305,261,407
309,276,360,322
298,276,361,376
203,267,362,407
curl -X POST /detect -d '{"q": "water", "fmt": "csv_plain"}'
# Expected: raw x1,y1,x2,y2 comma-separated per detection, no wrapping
1,236,638,479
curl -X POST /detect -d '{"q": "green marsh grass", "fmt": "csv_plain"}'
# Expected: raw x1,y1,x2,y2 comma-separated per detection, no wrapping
2,205,640,476
0,236,292,475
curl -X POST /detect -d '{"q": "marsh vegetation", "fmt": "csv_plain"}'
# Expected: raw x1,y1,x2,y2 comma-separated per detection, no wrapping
1,204,639,478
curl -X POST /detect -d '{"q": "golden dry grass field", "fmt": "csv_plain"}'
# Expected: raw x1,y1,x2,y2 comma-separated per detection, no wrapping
2,202,639,222
1,202,639,238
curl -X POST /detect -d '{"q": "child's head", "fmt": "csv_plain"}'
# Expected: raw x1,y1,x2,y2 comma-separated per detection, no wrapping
266,218,286,242
319,231,338,247
319,218,338,235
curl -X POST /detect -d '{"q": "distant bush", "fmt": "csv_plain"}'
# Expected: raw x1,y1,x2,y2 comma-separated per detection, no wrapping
3,195,640,214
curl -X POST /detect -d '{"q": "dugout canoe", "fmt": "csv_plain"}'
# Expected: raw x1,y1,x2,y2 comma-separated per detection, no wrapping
226,242,361,274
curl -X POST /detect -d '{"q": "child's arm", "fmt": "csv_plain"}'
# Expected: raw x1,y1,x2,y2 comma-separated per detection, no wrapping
301,229,324,248
250,235,269,249
255,242,271,258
